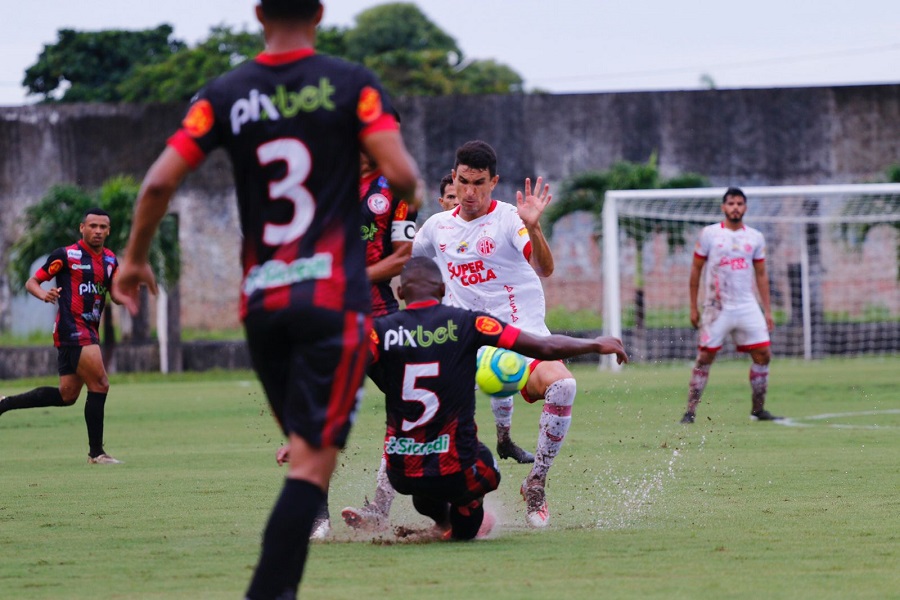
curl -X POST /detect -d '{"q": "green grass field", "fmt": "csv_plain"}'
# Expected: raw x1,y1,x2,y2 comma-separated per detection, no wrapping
1,357,898,599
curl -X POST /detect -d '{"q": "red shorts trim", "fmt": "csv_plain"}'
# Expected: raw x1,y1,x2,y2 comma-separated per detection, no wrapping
736,340,771,352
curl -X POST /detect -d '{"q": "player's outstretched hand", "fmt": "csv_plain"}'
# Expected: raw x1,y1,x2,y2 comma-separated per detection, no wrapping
113,260,159,316
516,177,552,227
596,336,629,365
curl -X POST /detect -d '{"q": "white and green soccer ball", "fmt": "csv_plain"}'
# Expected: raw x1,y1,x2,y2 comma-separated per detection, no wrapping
475,347,529,397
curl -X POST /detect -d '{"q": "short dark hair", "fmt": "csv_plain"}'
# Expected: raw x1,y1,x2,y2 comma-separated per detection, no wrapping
82,207,110,222
259,0,321,20
455,140,497,178
723,187,746,203
439,174,454,196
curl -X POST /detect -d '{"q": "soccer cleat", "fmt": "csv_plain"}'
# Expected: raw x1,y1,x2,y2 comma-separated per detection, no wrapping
497,438,535,463
87,453,123,465
309,518,331,540
341,502,389,532
750,409,783,421
520,479,550,528
680,411,696,424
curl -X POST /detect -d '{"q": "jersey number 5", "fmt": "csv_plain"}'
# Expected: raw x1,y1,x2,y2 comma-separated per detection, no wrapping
257,138,315,246
401,362,440,432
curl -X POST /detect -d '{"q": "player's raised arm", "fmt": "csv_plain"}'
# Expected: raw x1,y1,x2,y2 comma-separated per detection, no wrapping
516,177,554,277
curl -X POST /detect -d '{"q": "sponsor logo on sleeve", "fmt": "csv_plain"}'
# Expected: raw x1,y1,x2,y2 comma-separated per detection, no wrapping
517,227,528,237
475,316,502,334
48,259,63,275
357,86,383,124
394,202,408,221
183,99,215,138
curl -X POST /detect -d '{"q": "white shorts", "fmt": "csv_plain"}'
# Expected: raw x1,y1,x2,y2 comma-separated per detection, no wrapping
698,303,769,352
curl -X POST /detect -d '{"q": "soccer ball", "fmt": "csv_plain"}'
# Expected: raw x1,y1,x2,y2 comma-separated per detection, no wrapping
476,347,529,397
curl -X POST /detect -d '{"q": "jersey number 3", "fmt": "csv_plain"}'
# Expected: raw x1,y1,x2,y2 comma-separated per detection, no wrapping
257,138,315,246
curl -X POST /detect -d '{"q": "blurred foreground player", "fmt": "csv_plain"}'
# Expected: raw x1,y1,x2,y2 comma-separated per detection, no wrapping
113,1,419,598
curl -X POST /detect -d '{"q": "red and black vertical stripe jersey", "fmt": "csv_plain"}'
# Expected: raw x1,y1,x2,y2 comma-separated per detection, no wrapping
360,169,418,317
367,300,521,478
34,240,118,347
166,48,399,320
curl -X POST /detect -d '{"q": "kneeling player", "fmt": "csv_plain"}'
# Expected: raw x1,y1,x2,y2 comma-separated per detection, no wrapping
366,258,627,538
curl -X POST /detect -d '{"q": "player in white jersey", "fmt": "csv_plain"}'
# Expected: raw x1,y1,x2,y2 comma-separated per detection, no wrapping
681,187,781,424
413,140,579,528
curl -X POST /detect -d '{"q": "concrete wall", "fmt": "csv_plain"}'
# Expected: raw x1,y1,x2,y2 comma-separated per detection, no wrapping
2,84,899,334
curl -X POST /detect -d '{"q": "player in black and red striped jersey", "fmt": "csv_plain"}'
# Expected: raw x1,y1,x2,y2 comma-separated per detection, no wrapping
1,208,124,465
113,2,419,598
360,149,418,318
366,257,627,540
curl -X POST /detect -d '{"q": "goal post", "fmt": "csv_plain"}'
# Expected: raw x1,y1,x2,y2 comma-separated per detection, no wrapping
601,183,900,370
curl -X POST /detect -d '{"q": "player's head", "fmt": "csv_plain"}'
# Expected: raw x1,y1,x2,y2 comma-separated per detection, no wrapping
454,140,497,177
398,257,445,304
257,0,323,28
438,173,458,210
80,207,111,250
452,140,499,221
721,187,747,224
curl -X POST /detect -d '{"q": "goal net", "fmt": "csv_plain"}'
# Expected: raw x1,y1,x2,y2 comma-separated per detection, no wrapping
601,184,900,369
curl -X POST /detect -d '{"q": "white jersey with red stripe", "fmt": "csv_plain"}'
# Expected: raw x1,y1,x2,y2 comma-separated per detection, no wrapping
695,222,766,310
413,199,550,336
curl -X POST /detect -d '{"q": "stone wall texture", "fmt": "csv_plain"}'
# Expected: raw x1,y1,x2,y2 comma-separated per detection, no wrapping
2,84,899,337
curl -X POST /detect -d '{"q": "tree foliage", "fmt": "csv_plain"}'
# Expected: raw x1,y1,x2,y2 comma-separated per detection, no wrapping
118,26,263,102
22,3,523,102
8,177,180,289
23,25,184,102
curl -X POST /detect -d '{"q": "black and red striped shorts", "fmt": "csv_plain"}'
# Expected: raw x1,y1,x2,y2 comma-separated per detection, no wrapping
244,306,372,449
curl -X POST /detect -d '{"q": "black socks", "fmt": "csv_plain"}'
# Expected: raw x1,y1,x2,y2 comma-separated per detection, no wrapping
84,391,107,457
245,478,325,600
0,387,67,414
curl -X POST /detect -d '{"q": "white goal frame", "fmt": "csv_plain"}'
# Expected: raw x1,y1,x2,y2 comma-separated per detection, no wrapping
601,183,900,370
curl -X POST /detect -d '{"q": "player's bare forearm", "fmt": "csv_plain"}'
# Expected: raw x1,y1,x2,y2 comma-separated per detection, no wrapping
363,131,419,207
513,331,628,364
526,221,555,277
366,243,411,283
25,277,59,304
127,148,189,263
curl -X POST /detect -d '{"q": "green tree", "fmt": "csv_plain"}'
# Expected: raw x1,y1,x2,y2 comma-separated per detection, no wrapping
118,26,263,102
23,25,184,102
345,3,523,97
343,3,459,63
454,59,524,95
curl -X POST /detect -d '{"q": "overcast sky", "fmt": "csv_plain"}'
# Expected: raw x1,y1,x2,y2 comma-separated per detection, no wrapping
1,0,898,105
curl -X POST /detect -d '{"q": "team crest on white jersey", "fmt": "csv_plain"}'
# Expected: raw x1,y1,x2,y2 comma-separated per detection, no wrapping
476,237,496,257
367,193,391,215
457,241,469,254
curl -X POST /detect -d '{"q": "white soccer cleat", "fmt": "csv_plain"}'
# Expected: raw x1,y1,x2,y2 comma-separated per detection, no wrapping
520,480,550,528
309,518,331,540
87,453,123,465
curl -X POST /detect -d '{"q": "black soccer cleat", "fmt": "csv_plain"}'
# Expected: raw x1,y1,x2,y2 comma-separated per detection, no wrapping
497,438,535,463
680,411,696,424
750,409,783,421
